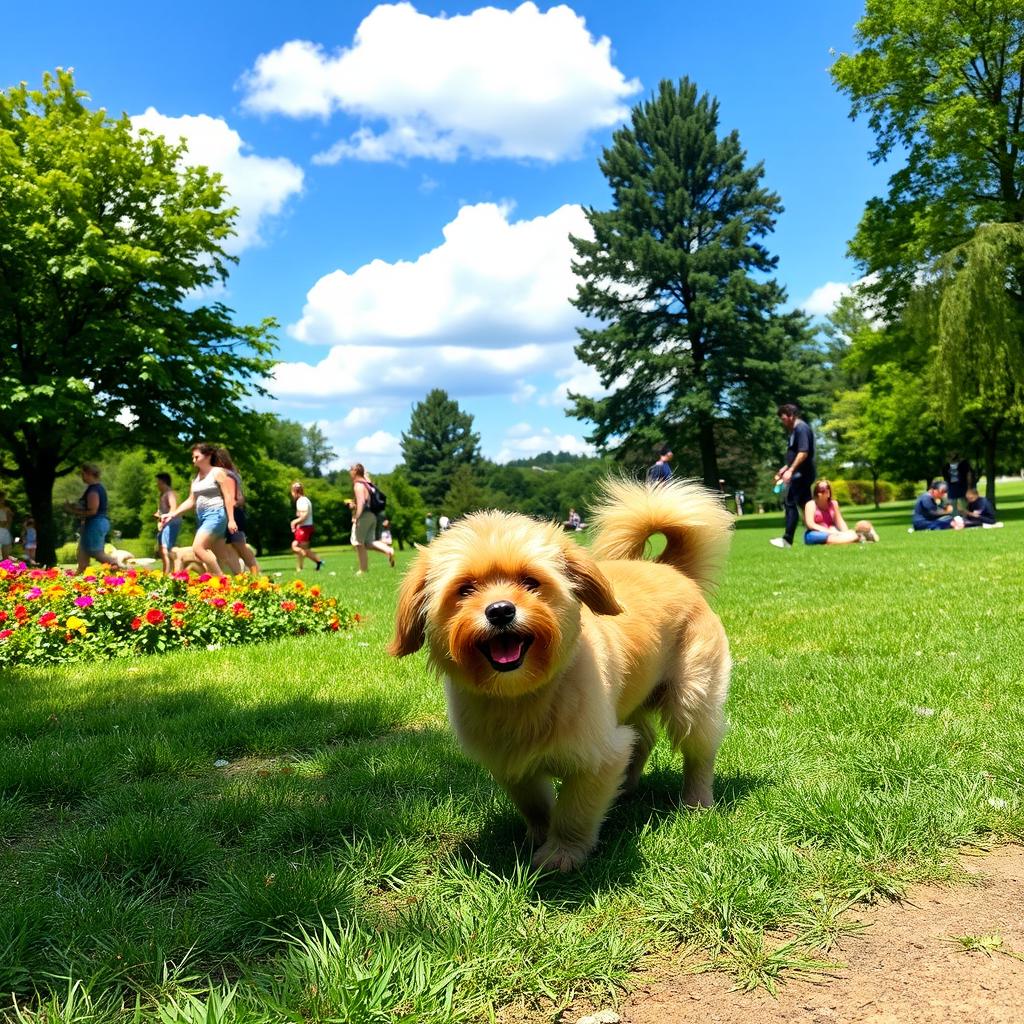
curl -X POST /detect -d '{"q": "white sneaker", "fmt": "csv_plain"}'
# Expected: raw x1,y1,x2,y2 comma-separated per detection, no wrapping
982,522,1005,529
769,537,792,549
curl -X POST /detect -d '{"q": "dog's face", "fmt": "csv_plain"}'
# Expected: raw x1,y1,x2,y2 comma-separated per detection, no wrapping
390,511,620,697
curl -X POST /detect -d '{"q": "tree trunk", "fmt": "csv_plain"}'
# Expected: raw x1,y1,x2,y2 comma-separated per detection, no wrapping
871,466,880,509
22,458,60,566
696,413,720,491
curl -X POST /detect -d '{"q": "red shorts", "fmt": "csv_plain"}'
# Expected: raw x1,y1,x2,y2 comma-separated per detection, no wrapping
294,524,315,544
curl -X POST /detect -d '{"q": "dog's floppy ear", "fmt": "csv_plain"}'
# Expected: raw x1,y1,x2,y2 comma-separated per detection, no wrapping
563,543,622,616
388,553,431,656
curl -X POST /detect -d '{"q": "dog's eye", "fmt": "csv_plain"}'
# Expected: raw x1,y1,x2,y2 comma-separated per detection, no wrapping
457,582,476,598
521,576,541,592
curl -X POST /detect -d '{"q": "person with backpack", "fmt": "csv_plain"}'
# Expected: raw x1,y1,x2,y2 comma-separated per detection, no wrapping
348,464,394,575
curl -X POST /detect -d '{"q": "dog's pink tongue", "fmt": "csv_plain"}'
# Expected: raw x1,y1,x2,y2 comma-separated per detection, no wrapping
490,636,524,664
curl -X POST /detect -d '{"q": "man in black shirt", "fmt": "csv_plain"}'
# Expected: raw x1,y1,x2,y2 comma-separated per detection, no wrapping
771,403,816,549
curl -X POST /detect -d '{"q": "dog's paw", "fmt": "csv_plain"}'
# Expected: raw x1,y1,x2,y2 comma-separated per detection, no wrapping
532,838,589,873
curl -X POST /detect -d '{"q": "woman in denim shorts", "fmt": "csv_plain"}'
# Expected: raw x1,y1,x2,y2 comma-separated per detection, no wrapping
67,464,119,574
158,444,236,575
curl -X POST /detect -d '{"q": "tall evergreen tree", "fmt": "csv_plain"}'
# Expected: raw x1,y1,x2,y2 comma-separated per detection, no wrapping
400,389,481,506
568,77,817,489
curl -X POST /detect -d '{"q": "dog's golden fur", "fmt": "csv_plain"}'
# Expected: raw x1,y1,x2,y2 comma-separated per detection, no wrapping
389,478,734,872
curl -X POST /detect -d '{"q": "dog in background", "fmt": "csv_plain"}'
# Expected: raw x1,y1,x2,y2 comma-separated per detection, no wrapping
389,478,733,872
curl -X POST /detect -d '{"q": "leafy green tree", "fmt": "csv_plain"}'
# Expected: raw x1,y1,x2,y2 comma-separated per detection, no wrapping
568,77,821,489
910,223,1024,499
833,1,1024,306
442,464,489,520
0,70,275,564
400,389,481,506
832,2,1024,500
257,415,307,470
302,423,337,477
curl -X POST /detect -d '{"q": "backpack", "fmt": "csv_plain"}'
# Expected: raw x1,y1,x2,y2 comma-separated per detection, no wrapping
365,481,387,515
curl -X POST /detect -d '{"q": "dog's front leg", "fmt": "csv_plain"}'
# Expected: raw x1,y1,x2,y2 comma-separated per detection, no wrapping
532,726,634,872
498,772,555,845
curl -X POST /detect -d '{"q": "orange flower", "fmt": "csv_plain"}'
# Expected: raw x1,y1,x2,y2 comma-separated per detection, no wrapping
280,600,296,612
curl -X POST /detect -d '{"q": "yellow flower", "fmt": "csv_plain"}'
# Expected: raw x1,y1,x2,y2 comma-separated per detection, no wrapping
123,584,145,597
66,616,88,634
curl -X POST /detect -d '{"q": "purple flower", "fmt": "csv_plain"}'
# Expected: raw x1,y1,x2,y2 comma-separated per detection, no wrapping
74,595,94,608
104,576,125,586
26,587,42,600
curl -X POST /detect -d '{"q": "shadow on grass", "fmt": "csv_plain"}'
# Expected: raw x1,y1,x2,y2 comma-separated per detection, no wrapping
457,764,766,901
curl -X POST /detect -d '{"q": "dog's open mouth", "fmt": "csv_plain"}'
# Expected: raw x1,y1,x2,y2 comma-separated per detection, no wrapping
477,633,533,672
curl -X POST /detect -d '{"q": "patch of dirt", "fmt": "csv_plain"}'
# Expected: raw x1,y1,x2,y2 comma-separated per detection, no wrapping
581,845,1024,1024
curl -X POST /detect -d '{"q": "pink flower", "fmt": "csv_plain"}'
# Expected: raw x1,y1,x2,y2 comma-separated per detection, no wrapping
0,629,12,640
197,573,212,583
212,598,227,608
74,595,94,608
104,576,125,586
26,587,42,600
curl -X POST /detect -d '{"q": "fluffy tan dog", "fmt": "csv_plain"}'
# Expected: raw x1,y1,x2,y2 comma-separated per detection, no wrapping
389,478,733,872
170,545,204,574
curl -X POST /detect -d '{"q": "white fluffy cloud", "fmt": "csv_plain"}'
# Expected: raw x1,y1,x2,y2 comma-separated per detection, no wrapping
240,2,640,163
131,109,304,252
289,201,590,347
496,424,595,463
799,280,853,317
271,340,575,401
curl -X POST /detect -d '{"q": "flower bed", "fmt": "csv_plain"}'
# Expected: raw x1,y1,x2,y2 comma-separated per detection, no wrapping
0,560,350,667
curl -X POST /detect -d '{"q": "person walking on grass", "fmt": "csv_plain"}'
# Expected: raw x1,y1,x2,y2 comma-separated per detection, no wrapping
347,464,394,576
216,448,260,574
290,481,323,572
154,473,182,574
66,464,119,574
770,403,816,549
158,444,237,575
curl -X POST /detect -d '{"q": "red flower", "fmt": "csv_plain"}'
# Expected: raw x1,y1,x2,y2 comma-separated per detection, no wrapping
38,611,58,627
173,601,187,611
131,617,142,630
231,601,246,614
280,600,296,612
145,608,165,625
0,629,12,640
329,619,340,631
0,611,7,622
14,605,28,620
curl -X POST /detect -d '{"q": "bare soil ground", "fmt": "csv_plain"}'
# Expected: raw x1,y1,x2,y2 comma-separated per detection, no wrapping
572,845,1024,1024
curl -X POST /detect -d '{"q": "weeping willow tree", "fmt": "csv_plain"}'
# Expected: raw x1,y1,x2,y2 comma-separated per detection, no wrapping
911,223,1024,504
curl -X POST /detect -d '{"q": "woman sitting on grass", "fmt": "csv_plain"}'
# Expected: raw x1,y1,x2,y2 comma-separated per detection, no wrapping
803,479,879,546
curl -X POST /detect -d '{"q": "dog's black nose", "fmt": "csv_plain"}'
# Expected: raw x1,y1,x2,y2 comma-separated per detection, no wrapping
485,600,516,626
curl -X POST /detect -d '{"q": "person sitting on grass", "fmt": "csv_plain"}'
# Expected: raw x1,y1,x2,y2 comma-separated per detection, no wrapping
962,487,1003,528
803,479,879,546
911,480,964,531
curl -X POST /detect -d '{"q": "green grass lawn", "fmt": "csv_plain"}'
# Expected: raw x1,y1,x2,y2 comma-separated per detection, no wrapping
2,488,1023,1022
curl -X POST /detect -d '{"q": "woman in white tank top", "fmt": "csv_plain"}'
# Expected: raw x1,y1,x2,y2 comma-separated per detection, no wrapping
158,443,237,575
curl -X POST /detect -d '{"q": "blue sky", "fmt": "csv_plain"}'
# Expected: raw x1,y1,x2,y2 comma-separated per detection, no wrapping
5,1,889,472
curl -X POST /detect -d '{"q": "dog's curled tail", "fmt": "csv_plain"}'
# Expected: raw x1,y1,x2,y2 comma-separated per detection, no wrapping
587,477,733,591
